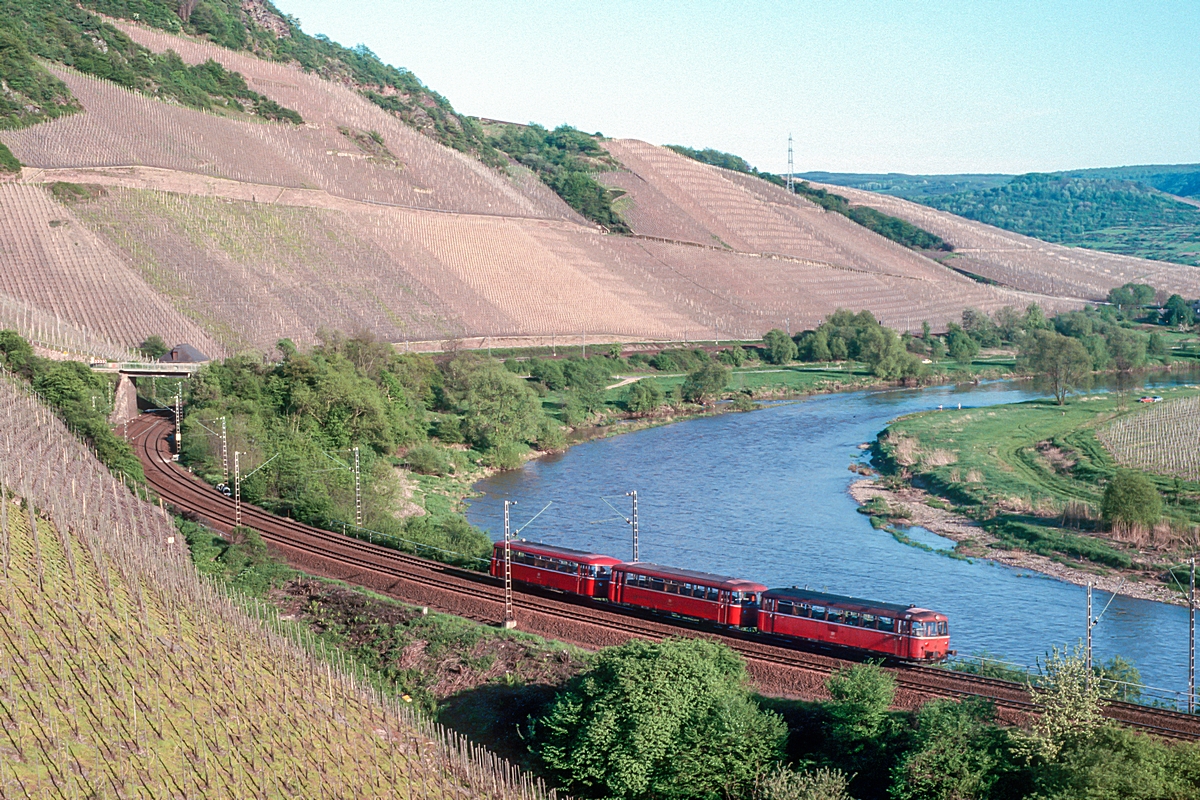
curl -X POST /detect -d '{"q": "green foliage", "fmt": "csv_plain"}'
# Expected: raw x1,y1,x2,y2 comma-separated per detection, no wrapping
681,361,730,404
1107,282,1157,310
180,518,292,595
443,356,545,450
624,379,663,413
717,345,746,367
139,335,168,359
1030,723,1200,800
1101,470,1162,528
0,0,304,126
986,519,1132,569
762,328,798,365
0,17,79,128
1019,329,1093,405
845,204,951,251
535,637,786,800
75,0,497,160
825,663,896,748
1017,646,1113,763
0,331,142,480
753,765,855,800
796,310,923,379
946,324,981,364
404,442,453,476
1163,294,1195,327
486,123,629,230
0,140,18,172
889,698,1013,800
924,173,1200,267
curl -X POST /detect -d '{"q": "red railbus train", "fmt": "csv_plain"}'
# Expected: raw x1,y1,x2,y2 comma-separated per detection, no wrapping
608,562,768,627
759,588,950,661
489,540,622,598
490,539,950,661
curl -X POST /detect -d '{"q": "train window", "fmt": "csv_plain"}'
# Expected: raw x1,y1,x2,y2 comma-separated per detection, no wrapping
597,566,611,577
878,616,895,632
911,622,926,637
664,581,679,595
743,592,758,606
811,605,826,620
937,621,948,636
861,613,876,628
777,600,793,616
650,578,665,592
844,611,860,627
730,592,742,603
707,587,720,601
827,609,843,625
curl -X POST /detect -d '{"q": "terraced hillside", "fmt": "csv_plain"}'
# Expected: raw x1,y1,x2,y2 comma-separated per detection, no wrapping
0,378,551,798
811,182,1200,301
3,19,1179,355
0,183,223,356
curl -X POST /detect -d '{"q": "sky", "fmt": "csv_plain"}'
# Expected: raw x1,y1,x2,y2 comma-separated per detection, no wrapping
276,1,1200,175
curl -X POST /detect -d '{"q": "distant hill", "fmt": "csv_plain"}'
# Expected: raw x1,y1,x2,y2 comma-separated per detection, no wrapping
805,165,1200,267
800,164,1200,199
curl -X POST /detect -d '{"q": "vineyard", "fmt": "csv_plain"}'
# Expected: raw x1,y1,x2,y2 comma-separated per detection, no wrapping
1099,396,1200,480
1,65,568,221
0,376,557,798
0,183,223,356
815,182,1200,301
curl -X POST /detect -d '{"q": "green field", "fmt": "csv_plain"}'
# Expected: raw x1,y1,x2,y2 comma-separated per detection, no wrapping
877,385,1200,576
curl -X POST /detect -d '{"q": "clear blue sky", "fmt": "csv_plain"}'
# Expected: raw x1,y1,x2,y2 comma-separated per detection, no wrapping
277,0,1199,175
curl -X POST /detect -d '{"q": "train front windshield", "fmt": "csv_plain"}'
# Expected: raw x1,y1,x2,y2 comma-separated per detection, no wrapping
911,621,948,637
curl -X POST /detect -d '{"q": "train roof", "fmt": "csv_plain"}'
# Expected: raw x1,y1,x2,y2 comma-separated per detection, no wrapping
616,562,768,592
496,539,623,565
763,587,944,619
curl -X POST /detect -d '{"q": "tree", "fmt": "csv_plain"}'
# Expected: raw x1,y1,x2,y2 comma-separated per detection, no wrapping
890,698,1010,800
826,662,895,748
1107,329,1146,371
139,335,169,359
450,359,543,450
762,328,798,365
624,380,663,413
946,324,980,364
858,326,921,379
1107,282,1156,312
536,638,786,800
682,362,730,404
1147,331,1167,357
1017,646,1112,762
798,329,832,362
1101,470,1162,528
1163,294,1195,327
1019,330,1092,405
755,766,855,800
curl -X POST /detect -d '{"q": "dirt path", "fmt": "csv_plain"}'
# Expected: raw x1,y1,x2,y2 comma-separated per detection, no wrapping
848,478,1180,605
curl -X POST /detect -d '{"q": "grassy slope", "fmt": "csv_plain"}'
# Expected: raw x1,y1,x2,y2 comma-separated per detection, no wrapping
878,385,1200,575
0,498,469,797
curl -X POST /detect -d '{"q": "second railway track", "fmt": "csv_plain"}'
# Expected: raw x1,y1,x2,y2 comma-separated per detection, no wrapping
128,411,1200,740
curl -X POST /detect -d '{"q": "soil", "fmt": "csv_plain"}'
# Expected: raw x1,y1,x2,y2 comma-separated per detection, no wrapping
848,478,1181,605
269,577,585,701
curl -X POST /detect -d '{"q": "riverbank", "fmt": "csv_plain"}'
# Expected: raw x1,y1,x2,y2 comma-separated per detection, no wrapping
848,478,1181,605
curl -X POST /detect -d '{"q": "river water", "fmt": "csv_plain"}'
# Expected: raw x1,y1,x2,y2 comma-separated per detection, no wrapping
467,374,1196,697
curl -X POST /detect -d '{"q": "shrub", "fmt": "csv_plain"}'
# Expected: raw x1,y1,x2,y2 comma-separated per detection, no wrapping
762,328,798,365
1101,471,1162,528
681,362,730,404
624,380,663,413
484,441,528,470
405,443,452,475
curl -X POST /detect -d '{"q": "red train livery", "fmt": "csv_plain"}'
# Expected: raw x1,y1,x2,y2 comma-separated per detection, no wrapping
489,540,621,598
489,539,951,661
759,588,950,661
608,562,768,627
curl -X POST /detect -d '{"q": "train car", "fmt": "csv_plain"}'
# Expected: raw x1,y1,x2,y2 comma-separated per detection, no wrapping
609,562,768,627
489,540,623,598
759,588,950,661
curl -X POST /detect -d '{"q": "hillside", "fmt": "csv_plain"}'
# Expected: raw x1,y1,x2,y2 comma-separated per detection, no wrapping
810,180,1200,301
922,173,1200,267
5,16,1200,354
0,376,549,798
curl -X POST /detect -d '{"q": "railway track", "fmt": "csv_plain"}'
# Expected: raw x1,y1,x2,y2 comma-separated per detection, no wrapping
128,411,1200,741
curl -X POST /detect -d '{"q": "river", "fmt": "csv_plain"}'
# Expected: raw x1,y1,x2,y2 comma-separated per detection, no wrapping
467,373,1197,698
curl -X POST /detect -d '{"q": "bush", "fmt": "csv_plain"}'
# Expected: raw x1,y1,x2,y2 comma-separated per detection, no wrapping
404,443,453,476
1101,471,1162,528
681,362,730,404
536,638,786,800
762,329,798,365
624,380,663,413
484,441,528,470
